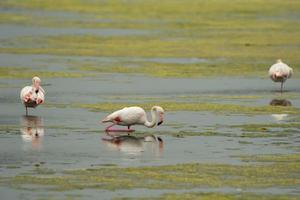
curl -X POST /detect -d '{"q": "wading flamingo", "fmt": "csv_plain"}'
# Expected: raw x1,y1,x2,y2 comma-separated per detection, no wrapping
20,76,45,115
269,59,293,92
101,106,164,132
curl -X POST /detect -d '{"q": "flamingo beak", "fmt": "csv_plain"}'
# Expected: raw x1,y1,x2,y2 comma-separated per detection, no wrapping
157,121,163,126
157,113,164,126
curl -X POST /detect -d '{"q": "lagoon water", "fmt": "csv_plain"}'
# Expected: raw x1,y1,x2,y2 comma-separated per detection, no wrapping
0,1,300,199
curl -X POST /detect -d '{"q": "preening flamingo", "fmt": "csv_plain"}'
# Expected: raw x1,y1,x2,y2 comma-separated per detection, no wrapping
269,59,293,92
20,76,45,115
101,106,165,132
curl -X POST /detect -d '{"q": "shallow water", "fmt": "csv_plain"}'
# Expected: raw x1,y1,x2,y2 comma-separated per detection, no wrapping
1,68,300,200
0,24,151,39
1,71,300,199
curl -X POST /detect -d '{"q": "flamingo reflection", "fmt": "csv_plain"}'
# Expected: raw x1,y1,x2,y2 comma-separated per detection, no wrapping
102,134,163,155
269,99,292,107
269,98,292,122
20,115,44,150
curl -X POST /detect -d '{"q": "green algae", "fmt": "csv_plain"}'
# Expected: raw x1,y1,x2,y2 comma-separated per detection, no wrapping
33,167,56,175
72,102,300,115
1,0,300,78
0,13,30,24
172,131,220,138
231,123,300,132
240,132,292,138
1,154,300,191
238,154,300,163
1,34,299,78
0,124,19,134
230,122,300,138
77,63,267,78
117,192,299,200
0,67,86,79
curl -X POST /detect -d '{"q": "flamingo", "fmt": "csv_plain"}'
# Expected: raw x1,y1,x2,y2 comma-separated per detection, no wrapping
269,59,293,92
101,106,165,132
20,76,45,115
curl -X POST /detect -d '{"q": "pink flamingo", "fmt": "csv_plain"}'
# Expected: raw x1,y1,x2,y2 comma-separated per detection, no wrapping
269,59,293,92
101,106,165,132
20,76,45,115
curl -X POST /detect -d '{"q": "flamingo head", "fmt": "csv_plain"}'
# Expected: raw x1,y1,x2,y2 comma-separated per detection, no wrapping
32,76,41,89
153,106,164,126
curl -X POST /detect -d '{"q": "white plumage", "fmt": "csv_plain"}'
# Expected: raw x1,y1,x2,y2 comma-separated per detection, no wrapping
269,59,293,92
20,76,45,115
102,106,165,132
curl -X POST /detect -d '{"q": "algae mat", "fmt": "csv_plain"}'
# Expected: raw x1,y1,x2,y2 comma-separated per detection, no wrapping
1,154,299,199
1,0,300,78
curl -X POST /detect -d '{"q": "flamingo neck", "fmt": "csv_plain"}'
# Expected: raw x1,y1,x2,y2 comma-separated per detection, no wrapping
31,85,45,94
144,108,157,128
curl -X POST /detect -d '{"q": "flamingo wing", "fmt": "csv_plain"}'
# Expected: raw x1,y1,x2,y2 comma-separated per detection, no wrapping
20,86,33,103
118,107,146,125
20,85,45,107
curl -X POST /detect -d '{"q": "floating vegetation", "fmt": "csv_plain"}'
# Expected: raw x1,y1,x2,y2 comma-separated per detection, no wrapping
72,102,300,115
1,154,300,191
1,34,299,78
170,131,220,138
117,192,300,200
237,153,300,163
77,63,267,78
0,67,86,79
231,123,300,132
0,0,300,78
230,122,300,138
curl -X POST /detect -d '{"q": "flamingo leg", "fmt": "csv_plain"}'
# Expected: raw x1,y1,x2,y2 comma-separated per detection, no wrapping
105,123,135,133
280,81,283,93
25,107,28,116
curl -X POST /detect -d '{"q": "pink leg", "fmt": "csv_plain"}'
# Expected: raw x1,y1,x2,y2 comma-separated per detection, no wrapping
105,124,135,133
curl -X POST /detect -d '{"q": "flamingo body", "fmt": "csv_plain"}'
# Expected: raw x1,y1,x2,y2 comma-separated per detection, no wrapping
20,77,45,115
20,86,45,108
269,59,293,83
103,107,146,126
102,106,165,132
268,59,293,92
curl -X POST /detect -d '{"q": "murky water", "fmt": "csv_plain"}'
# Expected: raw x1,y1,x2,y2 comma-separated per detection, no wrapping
1,74,299,198
0,2,300,200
